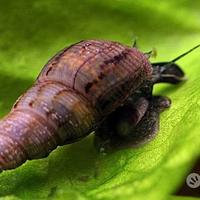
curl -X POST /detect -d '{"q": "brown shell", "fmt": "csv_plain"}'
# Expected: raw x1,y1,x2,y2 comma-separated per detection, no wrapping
38,40,152,114
0,40,152,171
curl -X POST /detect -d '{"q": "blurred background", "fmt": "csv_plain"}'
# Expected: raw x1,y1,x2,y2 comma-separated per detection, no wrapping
0,0,200,200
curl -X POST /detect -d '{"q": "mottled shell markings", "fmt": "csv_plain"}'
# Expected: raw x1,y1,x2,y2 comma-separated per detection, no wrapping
0,40,152,171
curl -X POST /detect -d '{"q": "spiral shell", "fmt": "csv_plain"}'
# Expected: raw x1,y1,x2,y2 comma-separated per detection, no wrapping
0,40,152,170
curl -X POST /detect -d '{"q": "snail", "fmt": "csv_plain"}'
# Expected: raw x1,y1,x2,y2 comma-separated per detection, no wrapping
0,40,199,171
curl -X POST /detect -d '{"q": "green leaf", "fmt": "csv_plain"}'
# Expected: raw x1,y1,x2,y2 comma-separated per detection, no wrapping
0,0,200,199
169,197,200,200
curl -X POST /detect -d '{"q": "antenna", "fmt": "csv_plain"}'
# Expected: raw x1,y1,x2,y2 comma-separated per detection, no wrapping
171,44,200,62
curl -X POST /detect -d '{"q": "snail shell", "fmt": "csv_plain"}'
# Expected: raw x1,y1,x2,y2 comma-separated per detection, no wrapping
0,40,152,170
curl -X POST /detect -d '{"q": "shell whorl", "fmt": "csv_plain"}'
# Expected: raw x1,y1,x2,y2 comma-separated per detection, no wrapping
38,40,152,114
0,81,97,170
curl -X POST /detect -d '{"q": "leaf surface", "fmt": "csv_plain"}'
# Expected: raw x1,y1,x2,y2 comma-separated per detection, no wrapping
0,1,200,199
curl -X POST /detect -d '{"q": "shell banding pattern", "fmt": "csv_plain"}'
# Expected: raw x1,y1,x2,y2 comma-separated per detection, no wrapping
0,40,152,170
